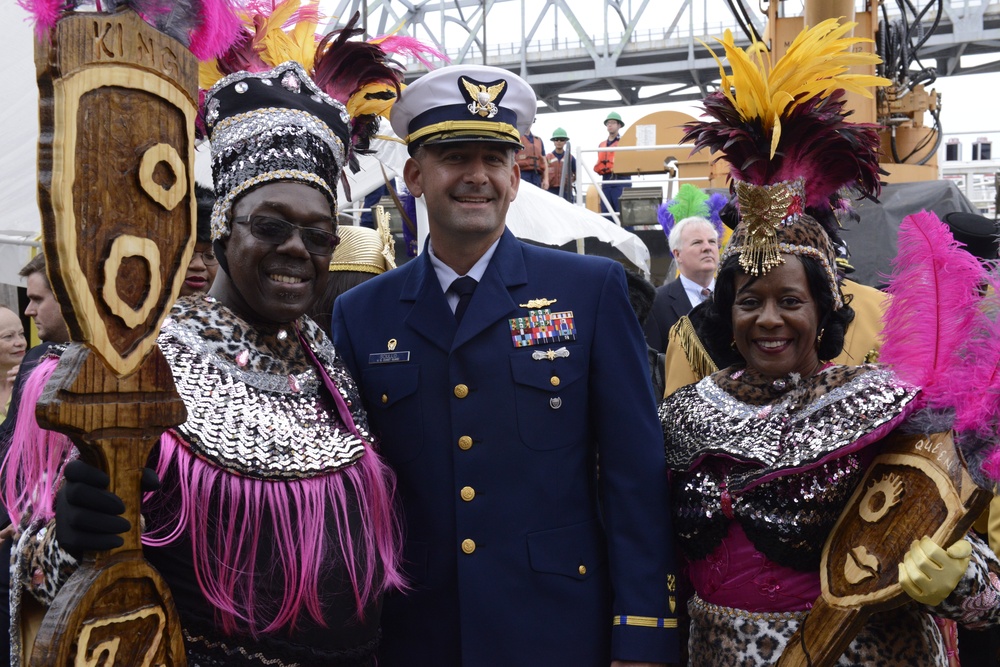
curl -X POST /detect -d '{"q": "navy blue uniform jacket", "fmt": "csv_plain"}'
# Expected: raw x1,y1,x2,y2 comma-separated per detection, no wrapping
332,229,678,665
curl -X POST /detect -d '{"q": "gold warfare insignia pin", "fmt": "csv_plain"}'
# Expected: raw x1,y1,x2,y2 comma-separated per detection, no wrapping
460,77,506,118
519,298,557,309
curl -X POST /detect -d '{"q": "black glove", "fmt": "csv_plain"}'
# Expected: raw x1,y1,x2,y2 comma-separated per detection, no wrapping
55,459,131,557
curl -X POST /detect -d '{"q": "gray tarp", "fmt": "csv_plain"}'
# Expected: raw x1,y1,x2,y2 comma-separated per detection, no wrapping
842,179,982,288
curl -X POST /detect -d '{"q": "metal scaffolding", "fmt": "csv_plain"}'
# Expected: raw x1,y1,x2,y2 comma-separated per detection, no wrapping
321,0,1000,112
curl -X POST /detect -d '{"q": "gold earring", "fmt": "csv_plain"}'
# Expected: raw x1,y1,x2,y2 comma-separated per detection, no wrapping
816,329,825,349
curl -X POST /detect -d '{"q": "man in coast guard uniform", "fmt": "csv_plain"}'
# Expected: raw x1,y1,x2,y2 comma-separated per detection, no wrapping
332,65,678,666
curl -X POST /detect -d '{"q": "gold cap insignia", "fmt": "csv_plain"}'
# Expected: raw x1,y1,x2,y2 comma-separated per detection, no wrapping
460,77,506,118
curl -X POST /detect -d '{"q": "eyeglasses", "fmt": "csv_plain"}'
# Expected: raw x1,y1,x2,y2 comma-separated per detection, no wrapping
232,215,339,256
192,250,219,266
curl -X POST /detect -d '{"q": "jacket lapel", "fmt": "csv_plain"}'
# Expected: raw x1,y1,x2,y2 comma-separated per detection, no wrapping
402,251,457,353
453,229,527,350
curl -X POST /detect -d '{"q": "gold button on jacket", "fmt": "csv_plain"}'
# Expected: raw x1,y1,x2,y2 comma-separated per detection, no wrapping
460,486,476,501
461,538,476,554
454,384,469,398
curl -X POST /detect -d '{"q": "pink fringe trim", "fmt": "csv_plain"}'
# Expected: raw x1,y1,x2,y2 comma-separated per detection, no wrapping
143,431,404,636
1,357,75,527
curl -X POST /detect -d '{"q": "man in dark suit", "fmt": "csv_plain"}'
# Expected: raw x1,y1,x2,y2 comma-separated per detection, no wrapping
332,65,677,666
643,216,719,353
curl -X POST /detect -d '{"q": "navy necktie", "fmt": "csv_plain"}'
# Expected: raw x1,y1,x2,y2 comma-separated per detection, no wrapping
451,276,478,323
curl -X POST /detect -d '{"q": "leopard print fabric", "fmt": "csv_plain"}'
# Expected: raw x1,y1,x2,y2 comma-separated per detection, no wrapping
688,595,948,666
713,364,872,407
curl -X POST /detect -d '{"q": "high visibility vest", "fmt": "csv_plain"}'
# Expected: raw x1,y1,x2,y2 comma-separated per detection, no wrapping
516,134,545,172
595,136,620,175
547,152,565,186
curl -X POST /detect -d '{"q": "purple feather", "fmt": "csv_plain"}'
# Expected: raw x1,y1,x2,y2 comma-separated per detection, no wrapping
707,192,727,238
657,204,675,239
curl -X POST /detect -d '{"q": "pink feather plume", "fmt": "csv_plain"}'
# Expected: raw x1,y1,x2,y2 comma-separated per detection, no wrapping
879,210,986,408
955,270,1000,484
16,0,66,40
373,34,449,68
189,0,244,60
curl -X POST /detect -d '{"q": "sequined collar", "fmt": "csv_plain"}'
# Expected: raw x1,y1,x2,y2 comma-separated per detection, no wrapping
157,297,369,479
162,295,329,395
661,364,918,491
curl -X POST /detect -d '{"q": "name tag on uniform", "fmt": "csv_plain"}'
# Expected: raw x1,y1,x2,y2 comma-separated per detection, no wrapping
369,351,411,364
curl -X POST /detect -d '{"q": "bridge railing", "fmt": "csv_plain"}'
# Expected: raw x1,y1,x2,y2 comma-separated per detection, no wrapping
574,142,714,226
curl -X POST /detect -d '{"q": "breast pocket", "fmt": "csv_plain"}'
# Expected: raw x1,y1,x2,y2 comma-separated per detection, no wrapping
361,364,423,463
509,352,587,450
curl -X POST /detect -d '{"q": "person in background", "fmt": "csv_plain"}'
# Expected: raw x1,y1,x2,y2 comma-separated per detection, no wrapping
595,111,629,216
623,268,666,401
21,254,70,346
310,210,396,338
333,63,678,667
515,118,548,189
644,216,719,354
178,184,220,298
0,307,26,421
0,252,71,661
545,127,577,202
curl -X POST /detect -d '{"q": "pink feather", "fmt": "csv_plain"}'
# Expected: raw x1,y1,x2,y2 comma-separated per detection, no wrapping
16,0,65,40
953,271,1000,436
879,210,986,408
373,34,449,68
189,0,244,60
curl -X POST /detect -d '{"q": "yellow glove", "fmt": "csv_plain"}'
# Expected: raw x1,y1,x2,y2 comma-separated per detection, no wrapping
988,495,1000,556
898,536,972,606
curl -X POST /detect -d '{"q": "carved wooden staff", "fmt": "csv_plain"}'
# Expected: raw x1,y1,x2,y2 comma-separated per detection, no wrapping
28,8,195,665
777,430,990,667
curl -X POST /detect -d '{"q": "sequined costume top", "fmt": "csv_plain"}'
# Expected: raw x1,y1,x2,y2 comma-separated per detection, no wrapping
662,364,917,580
143,296,394,666
660,363,1000,667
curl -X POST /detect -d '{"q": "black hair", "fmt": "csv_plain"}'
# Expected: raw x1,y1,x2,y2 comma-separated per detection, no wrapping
309,270,380,338
623,268,656,326
700,253,855,367
195,184,215,244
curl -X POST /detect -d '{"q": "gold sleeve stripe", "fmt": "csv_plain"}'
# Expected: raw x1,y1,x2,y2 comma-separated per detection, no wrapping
612,615,678,628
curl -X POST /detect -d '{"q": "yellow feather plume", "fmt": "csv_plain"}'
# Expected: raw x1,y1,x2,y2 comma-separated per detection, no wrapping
347,82,401,119
256,0,321,72
701,18,890,158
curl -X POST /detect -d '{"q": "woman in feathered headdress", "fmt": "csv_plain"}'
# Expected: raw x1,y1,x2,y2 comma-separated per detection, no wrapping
4,2,442,664
659,19,1000,666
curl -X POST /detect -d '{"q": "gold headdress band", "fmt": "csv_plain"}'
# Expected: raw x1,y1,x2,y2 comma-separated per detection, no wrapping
329,205,397,275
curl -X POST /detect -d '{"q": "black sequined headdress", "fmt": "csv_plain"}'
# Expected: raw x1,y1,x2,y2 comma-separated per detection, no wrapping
199,1,443,240
203,62,351,240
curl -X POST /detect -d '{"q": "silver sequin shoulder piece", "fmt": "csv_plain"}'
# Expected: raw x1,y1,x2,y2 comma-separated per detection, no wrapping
660,366,918,491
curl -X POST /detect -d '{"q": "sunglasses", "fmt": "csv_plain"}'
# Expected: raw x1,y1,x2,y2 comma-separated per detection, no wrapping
232,215,339,256
193,250,219,266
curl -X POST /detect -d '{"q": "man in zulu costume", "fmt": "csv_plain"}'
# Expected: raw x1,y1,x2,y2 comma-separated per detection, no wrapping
332,64,679,666
4,5,413,664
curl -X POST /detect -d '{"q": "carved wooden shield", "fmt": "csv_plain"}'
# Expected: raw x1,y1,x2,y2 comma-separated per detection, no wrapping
777,431,989,666
37,9,196,377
